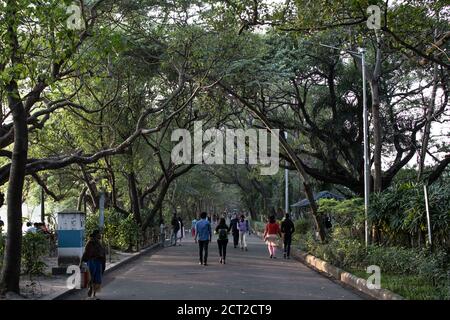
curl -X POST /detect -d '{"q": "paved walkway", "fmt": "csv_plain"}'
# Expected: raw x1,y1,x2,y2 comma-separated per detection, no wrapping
62,234,364,300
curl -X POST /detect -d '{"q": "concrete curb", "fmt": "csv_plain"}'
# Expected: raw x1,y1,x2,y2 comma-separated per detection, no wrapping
45,243,160,300
290,249,404,300
254,230,403,300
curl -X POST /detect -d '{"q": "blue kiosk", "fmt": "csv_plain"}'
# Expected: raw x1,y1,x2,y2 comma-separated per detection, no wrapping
52,210,86,274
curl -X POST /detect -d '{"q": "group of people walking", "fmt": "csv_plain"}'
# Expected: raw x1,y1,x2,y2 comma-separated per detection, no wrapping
191,211,296,265
229,214,250,251
163,215,184,246
193,212,251,265
79,211,296,299
264,213,295,259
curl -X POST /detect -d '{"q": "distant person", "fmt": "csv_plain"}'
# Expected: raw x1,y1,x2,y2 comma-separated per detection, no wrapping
324,215,332,230
0,219,4,234
171,215,180,246
237,215,249,251
81,230,106,299
264,215,282,259
177,217,184,246
245,215,252,235
40,222,50,234
215,218,230,264
25,222,36,233
191,218,198,237
194,212,212,266
159,220,165,247
229,214,239,248
281,213,295,259
25,221,36,233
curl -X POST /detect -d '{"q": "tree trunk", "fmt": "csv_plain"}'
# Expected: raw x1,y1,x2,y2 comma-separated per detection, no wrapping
418,28,438,180
127,172,141,225
248,207,256,220
0,81,29,294
218,82,326,242
80,164,99,212
105,158,118,208
141,179,172,231
303,182,326,241
427,155,450,185
370,83,382,193
370,39,383,193
77,187,87,212
40,186,45,223
372,224,381,244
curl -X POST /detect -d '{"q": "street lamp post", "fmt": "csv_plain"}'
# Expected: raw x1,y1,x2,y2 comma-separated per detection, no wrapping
360,48,370,248
305,42,370,247
284,131,289,215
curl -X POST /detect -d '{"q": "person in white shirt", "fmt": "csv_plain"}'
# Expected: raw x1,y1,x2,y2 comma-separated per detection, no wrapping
25,222,37,234
159,220,165,247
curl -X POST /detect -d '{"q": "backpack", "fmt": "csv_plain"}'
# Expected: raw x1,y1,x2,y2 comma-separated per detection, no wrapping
218,228,228,240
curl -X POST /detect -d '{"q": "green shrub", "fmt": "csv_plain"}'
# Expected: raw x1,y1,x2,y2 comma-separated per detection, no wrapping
369,182,450,248
118,215,140,251
22,232,49,276
415,250,448,286
102,210,122,249
252,221,265,233
85,211,100,242
295,218,311,235
365,246,419,274
85,209,125,250
317,198,365,240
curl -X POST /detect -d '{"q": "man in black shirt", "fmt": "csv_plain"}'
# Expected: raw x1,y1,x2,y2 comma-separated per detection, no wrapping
229,214,240,248
281,213,295,259
171,215,180,246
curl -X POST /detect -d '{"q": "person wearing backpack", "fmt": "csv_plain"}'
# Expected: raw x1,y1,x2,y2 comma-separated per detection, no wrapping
215,218,230,264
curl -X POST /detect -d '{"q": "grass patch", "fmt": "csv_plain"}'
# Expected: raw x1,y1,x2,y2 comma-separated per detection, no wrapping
350,269,449,300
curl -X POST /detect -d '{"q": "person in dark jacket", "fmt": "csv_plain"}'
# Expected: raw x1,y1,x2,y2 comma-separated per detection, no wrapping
215,218,230,264
229,214,240,248
171,215,180,246
281,213,295,259
81,230,106,299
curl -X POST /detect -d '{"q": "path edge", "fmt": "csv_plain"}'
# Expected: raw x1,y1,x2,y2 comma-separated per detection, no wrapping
254,230,403,300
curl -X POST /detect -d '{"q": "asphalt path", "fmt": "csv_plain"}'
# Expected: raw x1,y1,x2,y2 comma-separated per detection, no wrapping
62,233,364,300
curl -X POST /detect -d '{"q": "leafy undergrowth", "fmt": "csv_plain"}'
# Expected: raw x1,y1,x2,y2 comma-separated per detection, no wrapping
350,269,449,300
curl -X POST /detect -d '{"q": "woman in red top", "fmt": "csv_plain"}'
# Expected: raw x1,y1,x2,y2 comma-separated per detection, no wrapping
263,215,282,259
